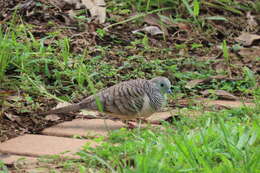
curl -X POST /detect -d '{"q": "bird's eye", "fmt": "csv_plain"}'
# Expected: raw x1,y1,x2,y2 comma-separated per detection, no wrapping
160,83,164,87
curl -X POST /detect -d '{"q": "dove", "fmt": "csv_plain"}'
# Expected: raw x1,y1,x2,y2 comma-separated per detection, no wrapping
41,77,172,120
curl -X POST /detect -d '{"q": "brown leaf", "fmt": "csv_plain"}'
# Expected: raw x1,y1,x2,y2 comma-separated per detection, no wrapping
0,90,16,97
204,100,254,109
144,14,191,34
61,0,106,23
185,75,230,89
209,75,227,80
176,22,191,32
54,102,70,108
238,47,260,60
4,113,21,122
81,0,106,23
45,114,61,121
80,110,99,117
144,14,168,35
246,12,258,31
132,26,164,36
185,79,205,89
235,32,260,46
213,61,226,73
201,90,238,100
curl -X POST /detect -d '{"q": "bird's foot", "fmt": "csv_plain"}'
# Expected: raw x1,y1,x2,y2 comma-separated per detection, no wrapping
121,120,138,129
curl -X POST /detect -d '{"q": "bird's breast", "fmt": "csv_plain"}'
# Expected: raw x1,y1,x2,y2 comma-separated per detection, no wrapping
139,94,156,117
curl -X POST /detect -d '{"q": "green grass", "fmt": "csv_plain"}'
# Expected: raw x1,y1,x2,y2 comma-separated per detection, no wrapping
48,105,259,173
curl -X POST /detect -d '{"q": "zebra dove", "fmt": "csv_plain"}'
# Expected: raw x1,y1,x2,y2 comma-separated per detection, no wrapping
41,77,172,120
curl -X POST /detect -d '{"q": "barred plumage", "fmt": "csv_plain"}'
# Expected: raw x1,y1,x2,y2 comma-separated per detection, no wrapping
41,77,171,120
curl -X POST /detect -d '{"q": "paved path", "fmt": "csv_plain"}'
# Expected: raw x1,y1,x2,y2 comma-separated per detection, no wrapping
0,112,172,166
0,99,253,169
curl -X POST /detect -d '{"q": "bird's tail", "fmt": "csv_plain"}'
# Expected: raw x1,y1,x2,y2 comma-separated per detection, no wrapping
40,103,81,115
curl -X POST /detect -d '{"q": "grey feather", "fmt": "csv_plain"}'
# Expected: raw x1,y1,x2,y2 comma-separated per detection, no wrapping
41,77,171,120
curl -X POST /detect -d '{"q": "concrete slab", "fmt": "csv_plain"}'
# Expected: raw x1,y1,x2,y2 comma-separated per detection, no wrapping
42,119,125,137
0,134,97,158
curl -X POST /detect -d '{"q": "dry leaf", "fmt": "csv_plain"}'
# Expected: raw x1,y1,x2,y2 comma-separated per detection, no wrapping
204,100,254,109
144,14,168,35
80,110,99,117
185,75,229,89
132,26,164,36
54,102,70,108
209,75,228,80
201,90,238,100
63,0,106,23
4,113,21,122
238,47,260,60
143,14,191,35
0,90,16,97
197,56,215,61
82,0,106,23
235,32,260,46
45,114,60,121
185,79,205,89
246,12,258,31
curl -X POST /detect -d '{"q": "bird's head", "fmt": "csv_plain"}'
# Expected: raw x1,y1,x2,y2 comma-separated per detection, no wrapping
150,77,172,95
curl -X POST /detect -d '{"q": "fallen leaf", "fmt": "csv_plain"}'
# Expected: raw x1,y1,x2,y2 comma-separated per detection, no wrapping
45,114,61,121
12,0,35,12
54,102,70,108
0,90,16,97
185,75,231,89
197,56,215,61
209,75,228,80
238,47,260,60
176,22,191,31
201,90,238,100
144,14,168,35
62,0,106,23
185,79,205,89
204,100,254,109
246,12,258,31
82,0,106,23
212,61,226,72
4,113,21,122
235,32,260,46
132,26,164,36
80,110,99,117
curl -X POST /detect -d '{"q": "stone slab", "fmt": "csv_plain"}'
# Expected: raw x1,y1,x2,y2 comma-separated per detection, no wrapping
42,119,125,137
0,134,97,157
0,154,37,165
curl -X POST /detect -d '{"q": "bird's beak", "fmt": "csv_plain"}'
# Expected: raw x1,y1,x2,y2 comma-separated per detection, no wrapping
167,88,172,94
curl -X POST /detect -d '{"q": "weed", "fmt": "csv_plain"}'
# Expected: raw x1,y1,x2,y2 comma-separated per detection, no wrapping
0,160,8,173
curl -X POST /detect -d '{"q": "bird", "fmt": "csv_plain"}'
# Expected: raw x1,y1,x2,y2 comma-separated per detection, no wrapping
41,76,172,121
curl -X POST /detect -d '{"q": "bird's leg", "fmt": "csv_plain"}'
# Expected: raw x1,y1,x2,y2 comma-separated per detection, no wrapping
122,120,137,129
